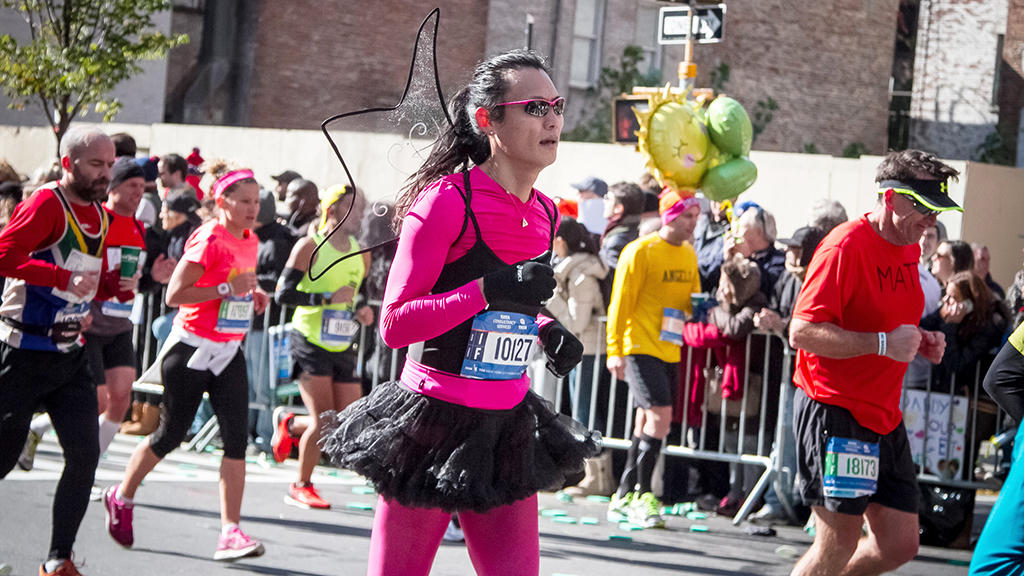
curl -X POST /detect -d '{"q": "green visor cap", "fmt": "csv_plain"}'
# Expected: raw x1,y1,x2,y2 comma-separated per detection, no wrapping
877,178,962,213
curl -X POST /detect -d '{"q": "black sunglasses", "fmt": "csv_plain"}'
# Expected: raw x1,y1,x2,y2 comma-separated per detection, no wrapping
899,193,940,216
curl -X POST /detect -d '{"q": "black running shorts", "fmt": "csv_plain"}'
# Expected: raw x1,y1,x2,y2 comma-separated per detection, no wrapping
793,387,919,515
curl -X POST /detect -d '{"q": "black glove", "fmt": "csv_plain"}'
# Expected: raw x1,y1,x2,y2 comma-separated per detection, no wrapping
539,321,584,378
482,252,555,307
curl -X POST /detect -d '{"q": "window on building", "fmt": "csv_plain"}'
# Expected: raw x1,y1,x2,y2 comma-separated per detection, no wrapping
992,34,1004,108
634,5,662,74
570,0,605,88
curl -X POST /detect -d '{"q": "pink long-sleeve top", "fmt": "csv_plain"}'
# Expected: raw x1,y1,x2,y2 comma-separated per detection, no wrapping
381,167,555,409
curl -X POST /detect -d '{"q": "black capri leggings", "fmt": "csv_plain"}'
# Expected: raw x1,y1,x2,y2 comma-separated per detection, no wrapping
149,341,249,460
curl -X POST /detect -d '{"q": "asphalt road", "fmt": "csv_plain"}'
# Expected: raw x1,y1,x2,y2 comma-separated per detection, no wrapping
0,432,977,575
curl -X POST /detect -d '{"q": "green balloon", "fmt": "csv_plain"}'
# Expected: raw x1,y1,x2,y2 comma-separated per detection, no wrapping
707,97,753,156
699,157,758,202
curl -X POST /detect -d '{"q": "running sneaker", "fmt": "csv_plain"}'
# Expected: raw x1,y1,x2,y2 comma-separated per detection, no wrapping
38,558,83,576
103,485,134,548
285,482,331,509
606,491,635,522
628,491,666,529
271,407,297,463
214,526,265,561
18,430,41,471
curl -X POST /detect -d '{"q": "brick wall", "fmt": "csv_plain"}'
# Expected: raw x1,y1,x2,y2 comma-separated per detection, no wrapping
910,0,1008,159
246,1,488,130
685,0,898,155
998,0,1024,164
162,1,899,157
497,0,899,156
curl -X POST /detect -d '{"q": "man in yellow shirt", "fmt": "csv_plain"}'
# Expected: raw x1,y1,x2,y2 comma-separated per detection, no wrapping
606,193,701,528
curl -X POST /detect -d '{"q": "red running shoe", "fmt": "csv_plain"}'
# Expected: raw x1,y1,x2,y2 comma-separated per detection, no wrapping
271,407,297,463
285,482,331,510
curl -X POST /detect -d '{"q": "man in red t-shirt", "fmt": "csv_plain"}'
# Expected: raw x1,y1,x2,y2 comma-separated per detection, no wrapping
788,150,959,576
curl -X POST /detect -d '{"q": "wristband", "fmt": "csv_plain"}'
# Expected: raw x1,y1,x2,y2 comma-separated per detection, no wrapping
877,331,887,357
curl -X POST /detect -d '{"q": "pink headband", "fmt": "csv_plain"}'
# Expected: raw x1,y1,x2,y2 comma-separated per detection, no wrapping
212,169,255,200
661,195,701,226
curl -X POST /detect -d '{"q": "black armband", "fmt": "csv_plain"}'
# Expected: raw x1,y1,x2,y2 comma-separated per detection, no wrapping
275,267,325,307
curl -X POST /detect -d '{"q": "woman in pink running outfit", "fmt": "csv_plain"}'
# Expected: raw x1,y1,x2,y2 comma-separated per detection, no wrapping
102,161,269,562
319,50,600,576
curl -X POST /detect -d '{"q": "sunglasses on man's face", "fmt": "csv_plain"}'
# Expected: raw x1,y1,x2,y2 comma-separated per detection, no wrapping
897,192,940,216
495,97,566,117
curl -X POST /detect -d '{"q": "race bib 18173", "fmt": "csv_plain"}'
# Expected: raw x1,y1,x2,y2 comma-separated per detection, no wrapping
823,437,880,499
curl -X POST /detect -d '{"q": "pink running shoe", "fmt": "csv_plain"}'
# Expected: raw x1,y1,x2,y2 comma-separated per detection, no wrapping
103,485,133,548
214,526,265,561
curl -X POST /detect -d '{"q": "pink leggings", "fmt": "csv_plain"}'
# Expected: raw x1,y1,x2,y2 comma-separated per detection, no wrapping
367,494,539,576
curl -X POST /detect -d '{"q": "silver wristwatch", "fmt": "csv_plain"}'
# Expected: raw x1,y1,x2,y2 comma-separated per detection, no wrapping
217,282,232,297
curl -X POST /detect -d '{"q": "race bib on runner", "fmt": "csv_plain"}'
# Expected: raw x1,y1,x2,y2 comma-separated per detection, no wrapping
321,308,359,346
101,297,136,318
659,307,686,345
823,437,880,499
460,311,538,380
216,295,253,334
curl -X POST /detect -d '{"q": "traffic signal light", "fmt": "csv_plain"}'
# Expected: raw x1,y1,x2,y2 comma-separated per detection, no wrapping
612,96,649,144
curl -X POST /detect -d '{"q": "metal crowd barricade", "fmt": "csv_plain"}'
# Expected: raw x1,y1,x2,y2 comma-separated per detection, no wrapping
553,318,785,525
550,317,1010,526
129,290,1009,515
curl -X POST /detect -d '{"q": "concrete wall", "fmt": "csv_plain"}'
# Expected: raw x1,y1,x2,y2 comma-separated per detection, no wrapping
0,8,172,129
960,161,1024,288
15,122,1024,284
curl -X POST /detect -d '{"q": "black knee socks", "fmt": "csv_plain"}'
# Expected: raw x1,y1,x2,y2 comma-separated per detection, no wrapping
637,434,662,495
616,435,642,498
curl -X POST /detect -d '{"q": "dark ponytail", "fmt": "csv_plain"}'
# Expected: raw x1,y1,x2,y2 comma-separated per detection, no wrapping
393,49,550,229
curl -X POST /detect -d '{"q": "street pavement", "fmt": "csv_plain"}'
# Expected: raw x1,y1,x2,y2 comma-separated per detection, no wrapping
1,432,977,575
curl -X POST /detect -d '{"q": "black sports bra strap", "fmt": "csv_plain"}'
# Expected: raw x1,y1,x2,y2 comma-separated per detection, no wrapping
538,194,557,245
461,170,482,239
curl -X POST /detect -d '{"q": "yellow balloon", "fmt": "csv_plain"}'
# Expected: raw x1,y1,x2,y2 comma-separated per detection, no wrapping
645,100,709,191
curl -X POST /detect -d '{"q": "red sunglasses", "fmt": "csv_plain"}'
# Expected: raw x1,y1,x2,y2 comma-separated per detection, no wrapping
495,97,566,117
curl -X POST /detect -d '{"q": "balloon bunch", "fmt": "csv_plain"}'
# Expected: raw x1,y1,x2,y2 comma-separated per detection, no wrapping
635,85,757,202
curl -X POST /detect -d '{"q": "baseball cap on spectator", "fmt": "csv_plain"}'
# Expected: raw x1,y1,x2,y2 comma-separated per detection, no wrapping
570,176,607,197
777,226,826,267
0,181,23,201
258,189,277,225
272,170,301,184
135,156,159,183
165,189,200,215
109,157,145,191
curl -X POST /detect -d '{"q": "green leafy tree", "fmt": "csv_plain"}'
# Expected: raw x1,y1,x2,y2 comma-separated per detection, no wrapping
563,45,661,143
0,0,187,154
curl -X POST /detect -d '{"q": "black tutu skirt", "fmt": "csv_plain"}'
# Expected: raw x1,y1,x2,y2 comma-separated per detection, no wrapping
319,380,602,513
